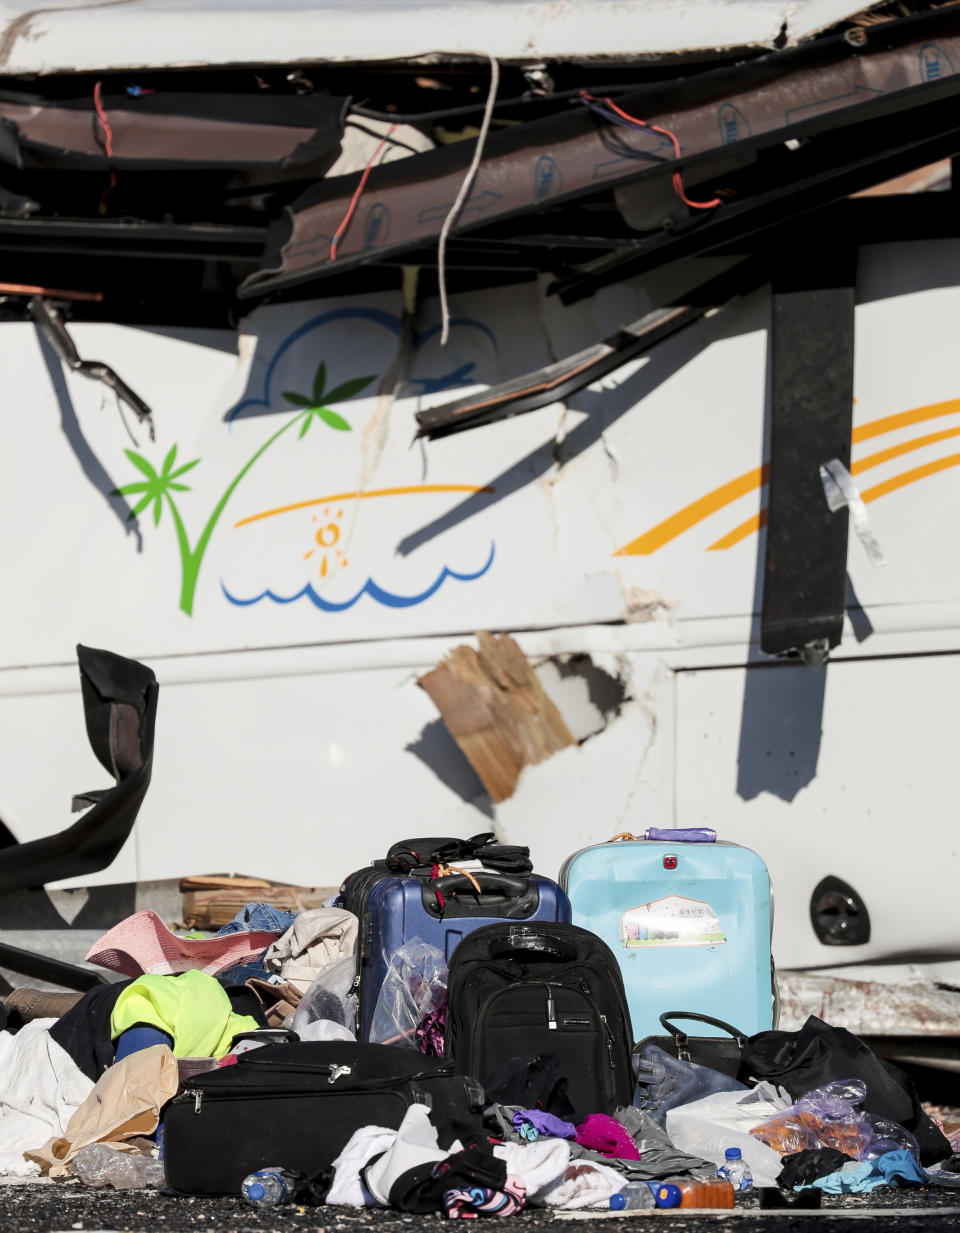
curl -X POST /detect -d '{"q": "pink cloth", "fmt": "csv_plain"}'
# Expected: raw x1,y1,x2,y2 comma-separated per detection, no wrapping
84,910,277,978
574,1113,641,1161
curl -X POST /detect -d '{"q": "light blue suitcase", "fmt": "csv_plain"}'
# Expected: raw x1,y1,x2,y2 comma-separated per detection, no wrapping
559,831,775,1042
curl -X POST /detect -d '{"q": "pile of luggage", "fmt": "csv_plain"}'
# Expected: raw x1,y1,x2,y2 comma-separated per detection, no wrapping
1,830,956,1212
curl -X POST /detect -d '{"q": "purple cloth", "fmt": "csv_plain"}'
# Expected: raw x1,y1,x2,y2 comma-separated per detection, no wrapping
513,1109,577,1141
644,828,716,843
575,1113,642,1161
416,1005,446,1056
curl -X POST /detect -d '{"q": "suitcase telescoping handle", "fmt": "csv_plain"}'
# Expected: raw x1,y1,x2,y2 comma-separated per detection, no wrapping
488,932,578,962
659,1011,747,1046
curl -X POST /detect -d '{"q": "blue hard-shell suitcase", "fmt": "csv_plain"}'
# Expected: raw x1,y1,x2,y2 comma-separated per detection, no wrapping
359,871,571,1041
559,835,775,1042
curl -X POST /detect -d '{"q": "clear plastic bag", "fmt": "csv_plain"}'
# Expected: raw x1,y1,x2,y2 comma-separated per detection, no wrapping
369,938,446,1048
751,1079,920,1162
290,955,358,1035
72,1143,165,1189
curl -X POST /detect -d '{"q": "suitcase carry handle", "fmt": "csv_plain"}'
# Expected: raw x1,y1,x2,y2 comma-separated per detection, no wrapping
431,871,529,898
659,1011,747,1046
489,933,577,961
230,1028,300,1048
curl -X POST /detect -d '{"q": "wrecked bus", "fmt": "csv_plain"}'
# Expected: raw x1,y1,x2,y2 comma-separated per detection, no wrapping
0,0,957,998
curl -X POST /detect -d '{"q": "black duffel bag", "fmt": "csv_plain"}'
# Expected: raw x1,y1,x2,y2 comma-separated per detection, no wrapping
742,1015,950,1167
164,1041,485,1195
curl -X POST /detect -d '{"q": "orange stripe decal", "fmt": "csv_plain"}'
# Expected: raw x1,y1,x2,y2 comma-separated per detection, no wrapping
850,424,960,474
621,397,960,556
860,450,960,504
707,509,767,551
234,484,494,529
708,424,960,550
613,465,769,556
851,396,960,444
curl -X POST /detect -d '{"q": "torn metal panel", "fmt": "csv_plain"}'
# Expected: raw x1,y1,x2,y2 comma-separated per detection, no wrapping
417,632,576,803
0,2,897,76
777,971,960,1037
241,11,960,297
27,297,155,439
415,258,762,439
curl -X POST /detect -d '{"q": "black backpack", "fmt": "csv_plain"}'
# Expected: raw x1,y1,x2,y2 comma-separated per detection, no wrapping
443,922,634,1114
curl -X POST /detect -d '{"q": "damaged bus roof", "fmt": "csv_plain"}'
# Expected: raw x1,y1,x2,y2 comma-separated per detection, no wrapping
0,0,897,74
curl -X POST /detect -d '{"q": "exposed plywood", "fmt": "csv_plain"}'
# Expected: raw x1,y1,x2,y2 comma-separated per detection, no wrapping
417,632,576,803
180,874,334,929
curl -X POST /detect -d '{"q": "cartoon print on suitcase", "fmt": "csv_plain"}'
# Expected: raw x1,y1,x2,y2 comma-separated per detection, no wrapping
559,836,774,1041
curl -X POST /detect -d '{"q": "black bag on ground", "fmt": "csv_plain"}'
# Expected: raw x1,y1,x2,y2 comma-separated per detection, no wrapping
443,922,634,1114
635,1011,749,1079
163,1041,485,1195
742,1015,950,1166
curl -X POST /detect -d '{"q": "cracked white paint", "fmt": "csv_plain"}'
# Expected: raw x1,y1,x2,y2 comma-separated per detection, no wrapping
495,658,671,880
623,586,677,624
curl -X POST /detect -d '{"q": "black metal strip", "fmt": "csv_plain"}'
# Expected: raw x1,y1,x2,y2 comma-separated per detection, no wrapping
760,248,856,662
416,258,763,439
0,941,107,991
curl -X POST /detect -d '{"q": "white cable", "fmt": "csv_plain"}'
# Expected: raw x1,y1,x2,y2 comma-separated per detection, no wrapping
437,54,500,346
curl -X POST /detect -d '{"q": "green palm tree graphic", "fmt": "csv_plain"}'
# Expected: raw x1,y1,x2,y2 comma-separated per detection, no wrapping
113,360,376,615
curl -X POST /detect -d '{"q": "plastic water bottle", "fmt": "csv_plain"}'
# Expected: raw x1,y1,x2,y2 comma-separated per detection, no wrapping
241,1166,304,1207
716,1147,753,1192
609,1182,657,1210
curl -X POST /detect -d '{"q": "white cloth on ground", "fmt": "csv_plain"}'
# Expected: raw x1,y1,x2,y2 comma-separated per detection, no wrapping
0,1019,93,1177
327,1126,397,1206
539,1157,627,1209
665,1081,788,1187
494,1139,572,1202
362,1103,462,1207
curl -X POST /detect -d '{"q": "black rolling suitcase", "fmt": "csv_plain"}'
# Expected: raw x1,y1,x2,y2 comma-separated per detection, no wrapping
164,1041,485,1195
443,922,635,1114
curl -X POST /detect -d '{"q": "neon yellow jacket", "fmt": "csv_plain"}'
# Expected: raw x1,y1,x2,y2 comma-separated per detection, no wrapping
110,970,259,1058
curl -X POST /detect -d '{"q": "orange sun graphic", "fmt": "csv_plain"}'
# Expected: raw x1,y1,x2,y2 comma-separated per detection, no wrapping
303,507,349,578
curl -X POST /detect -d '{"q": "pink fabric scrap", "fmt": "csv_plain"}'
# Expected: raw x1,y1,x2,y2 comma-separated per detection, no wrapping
574,1113,641,1161
84,910,278,978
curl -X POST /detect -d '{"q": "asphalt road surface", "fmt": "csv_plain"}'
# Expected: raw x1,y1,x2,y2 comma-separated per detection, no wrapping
2,1181,960,1233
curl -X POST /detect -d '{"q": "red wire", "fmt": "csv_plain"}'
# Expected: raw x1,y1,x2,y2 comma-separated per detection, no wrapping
329,124,399,261
93,81,117,211
585,91,720,211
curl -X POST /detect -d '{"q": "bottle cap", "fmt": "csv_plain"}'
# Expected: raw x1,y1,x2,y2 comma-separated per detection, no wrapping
654,1184,682,1208
609,1194,627,1210
725,1147,742,1159
247,1182,265,1201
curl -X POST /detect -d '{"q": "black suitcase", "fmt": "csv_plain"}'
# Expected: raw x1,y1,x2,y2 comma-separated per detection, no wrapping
443,922,635,1115
163,1041,485,1195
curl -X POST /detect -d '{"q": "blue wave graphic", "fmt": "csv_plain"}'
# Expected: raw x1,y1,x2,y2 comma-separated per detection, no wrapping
225,308,498,425
221,542,495,612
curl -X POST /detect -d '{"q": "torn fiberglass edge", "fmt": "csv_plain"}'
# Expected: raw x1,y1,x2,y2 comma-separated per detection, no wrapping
242,8,960,297
0,2,952,332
